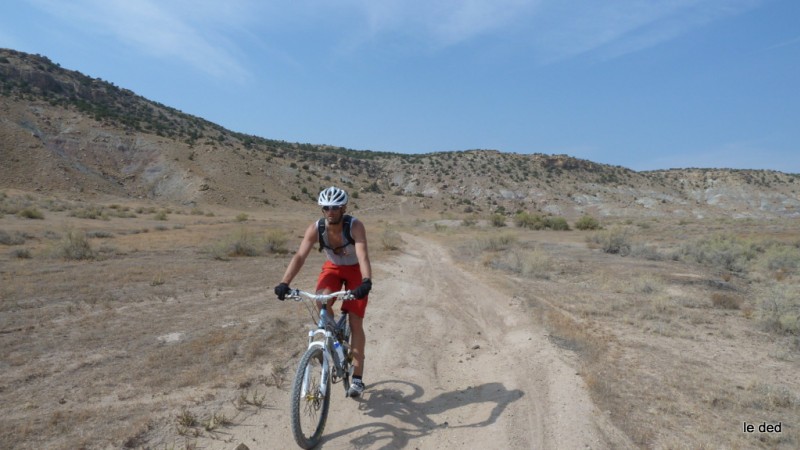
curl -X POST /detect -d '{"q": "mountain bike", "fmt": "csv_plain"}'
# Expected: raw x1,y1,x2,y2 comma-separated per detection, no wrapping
285,288,356,449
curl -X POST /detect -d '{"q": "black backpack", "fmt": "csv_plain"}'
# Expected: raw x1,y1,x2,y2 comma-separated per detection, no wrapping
317,215,355,253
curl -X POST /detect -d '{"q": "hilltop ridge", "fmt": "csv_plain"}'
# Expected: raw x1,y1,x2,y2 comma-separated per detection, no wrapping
2,48,798,219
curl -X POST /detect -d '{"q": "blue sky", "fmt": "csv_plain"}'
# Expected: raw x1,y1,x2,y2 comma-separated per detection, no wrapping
2,0,799,172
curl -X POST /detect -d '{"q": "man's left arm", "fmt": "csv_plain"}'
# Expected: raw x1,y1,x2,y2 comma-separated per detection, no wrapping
352,219,372,285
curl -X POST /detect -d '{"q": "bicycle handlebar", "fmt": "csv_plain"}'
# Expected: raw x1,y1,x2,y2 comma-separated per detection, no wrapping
286,289,355,302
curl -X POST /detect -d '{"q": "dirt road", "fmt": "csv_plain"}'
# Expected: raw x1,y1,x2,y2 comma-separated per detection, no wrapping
214,233,629,449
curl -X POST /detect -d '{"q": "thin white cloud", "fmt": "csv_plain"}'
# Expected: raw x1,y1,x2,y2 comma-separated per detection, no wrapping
321,0,765,61
27,0,254,81
334,0,539,50
767,35,800,51
527,0,765,63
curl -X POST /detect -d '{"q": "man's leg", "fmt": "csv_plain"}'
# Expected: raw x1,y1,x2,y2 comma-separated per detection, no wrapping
349,313,365,377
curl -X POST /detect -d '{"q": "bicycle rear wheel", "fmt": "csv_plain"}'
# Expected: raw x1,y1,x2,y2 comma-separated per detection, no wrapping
290,346,331,449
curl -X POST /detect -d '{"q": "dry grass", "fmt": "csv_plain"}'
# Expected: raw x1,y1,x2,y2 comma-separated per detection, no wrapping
446,217,800,449
2,191,799,449
0,192,317,449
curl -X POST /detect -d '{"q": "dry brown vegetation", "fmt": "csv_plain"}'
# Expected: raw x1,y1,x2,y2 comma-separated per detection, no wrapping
432,215,800,449
2,189,799,449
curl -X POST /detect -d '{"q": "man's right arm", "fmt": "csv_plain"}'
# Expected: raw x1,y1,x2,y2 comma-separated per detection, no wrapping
279,222,318,285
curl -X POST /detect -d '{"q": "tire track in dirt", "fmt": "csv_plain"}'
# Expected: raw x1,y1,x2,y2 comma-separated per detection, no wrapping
209,233,626,449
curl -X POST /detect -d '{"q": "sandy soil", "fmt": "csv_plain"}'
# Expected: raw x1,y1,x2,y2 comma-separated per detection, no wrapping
193,233,631,449
2,193,798,450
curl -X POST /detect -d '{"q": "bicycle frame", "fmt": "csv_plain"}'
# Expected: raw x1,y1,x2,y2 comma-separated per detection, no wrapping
289,290,354,398
287,288,357,448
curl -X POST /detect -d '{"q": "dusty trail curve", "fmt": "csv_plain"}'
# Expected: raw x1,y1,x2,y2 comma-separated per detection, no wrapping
222,233,628,449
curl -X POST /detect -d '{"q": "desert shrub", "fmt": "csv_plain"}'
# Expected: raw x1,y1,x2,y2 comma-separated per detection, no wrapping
478,234,517,252
17,208,44,219
629,243,663,260
677,234,758,273
224,229,260,257
758,244,800,276
490,214,506,227
54,230,95,260
12,248,32,259
545,216,570,231
758,283,800,335
575,215,600,230
461,219,476,227
514,212,544,229
488,247,552,278
711,293,744,310
515,213,570,231
381,229,403,251
588,226,632,255
264,230,288,254
69,207,108,220
86,230,114,239
154,210,168,221
210,228,287,259
0,230,26,245
235,213,249,222
630,275,664,295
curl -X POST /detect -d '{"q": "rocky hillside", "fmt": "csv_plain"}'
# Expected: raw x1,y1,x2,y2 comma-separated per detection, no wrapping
2,48,798,219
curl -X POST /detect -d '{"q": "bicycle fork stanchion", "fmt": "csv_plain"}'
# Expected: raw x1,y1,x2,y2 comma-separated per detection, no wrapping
305,329,330,398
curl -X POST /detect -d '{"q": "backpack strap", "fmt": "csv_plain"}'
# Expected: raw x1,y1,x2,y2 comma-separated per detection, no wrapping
318,215,355,252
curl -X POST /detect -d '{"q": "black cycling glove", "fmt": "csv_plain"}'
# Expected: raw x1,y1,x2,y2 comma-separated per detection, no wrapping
274,282,290,301
351,278,372,299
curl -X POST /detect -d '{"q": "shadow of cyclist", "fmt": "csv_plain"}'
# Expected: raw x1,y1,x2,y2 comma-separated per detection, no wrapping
322,380,524,449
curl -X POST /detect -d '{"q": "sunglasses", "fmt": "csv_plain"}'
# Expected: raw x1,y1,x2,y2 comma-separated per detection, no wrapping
322,205,342,211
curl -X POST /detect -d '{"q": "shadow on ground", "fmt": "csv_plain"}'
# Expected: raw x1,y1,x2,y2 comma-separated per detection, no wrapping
322,380,524,449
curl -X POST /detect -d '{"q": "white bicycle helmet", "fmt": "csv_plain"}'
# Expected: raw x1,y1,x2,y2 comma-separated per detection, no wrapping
318,186,348,206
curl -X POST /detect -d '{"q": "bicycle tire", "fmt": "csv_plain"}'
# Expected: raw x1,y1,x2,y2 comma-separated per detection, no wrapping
290,346,331,449
342,314,352,395
342,313,351,344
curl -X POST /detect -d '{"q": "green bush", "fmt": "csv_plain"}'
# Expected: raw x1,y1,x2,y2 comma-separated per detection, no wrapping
514,212,544,229
490,214,506,227
677,234,758,273
545,217,570,231
575,215,600,230
515,212,570,231
759,244,800,276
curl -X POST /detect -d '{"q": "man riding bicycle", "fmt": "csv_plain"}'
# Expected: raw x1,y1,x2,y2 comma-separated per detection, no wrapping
275,186,372,398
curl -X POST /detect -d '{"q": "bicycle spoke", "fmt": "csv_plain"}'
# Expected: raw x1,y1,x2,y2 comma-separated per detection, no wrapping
291,347,331,449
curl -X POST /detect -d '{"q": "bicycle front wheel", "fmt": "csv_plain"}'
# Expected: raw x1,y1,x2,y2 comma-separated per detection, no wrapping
290,346,331,449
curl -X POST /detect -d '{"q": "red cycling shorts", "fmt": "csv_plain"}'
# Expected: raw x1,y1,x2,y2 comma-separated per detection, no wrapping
316,260,369,318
